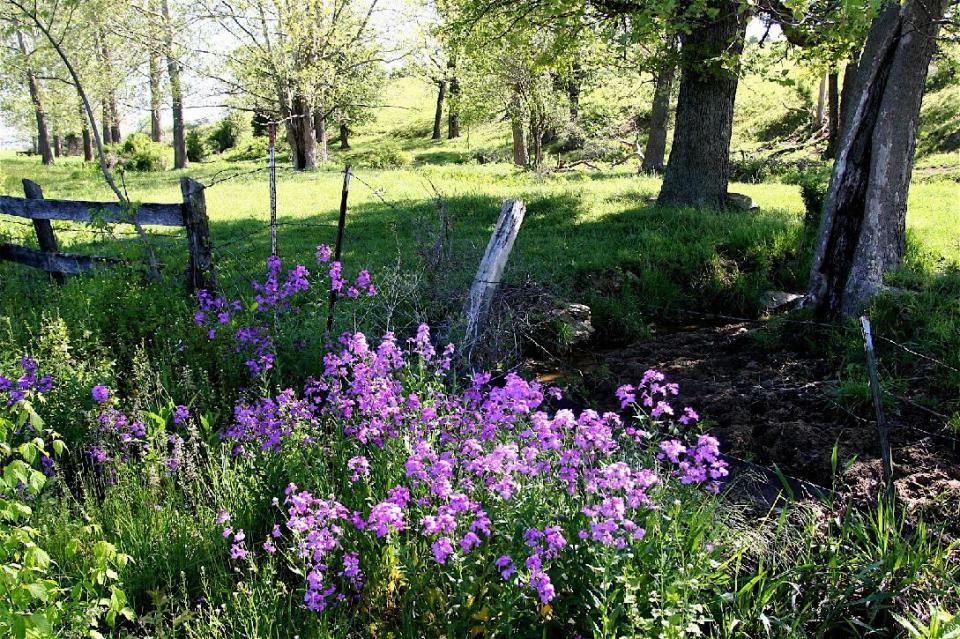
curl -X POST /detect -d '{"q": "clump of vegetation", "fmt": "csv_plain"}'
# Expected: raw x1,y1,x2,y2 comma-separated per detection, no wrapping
344,140,413,168
108,133,168,172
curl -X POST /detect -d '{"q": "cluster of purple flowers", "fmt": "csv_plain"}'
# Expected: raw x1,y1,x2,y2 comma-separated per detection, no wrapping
316,244,376,298
87,386,191,476
0,357,53,406
194,250,377,378
658,435,728,493
220,324,728,609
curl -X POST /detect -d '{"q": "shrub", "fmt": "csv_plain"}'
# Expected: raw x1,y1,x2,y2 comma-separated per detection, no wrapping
344,141,413,169
115,133,167,172
784,162,832,232
209,112,251,153
186,127,211,163
223,136,273,162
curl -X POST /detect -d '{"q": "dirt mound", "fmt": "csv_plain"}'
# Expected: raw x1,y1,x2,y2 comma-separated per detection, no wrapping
551,322,960,523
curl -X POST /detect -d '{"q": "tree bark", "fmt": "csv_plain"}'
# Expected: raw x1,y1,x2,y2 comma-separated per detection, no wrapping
79,101,93,161
101,100,112,147
285,95,317,170
641,54,676,173
432,80,447,141
815,73,827,127
511,118,528,167
657,0,746,209
339,122,350,150
109,100,122,143
161,0,188,169
16,31,54,166
53,134,63,157
808,0,948,319
149,51,163,142
447,62,461,139
566,61,583,125
96,29,122,144
315,110,328,163
825,70,840,158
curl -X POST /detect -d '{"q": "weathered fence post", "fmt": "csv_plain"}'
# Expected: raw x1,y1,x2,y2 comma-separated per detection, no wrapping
860,315,896,506
326,165,352,333
464,199,526,354
23,179,63,285
180,177,215,292
268,122,277,256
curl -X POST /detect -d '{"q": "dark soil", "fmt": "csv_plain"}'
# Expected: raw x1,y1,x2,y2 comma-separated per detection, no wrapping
538,321,960,525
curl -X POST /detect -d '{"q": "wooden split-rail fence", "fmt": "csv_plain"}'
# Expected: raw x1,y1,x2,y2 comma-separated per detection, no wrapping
0,177,215,291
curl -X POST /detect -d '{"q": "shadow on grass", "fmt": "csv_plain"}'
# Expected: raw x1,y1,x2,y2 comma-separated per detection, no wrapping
2,186,812,344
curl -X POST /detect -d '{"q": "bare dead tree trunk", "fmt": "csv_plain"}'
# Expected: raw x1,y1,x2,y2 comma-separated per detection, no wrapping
149,51,163,142
16,31,54,166
339,122,350,150
314,110,328,163
657,0,746,209
432,79,446,141
808,0,948,319
642,49,676,174
161,0,187,169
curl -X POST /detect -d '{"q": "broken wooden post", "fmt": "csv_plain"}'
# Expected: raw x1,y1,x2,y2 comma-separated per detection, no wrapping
23,179,63,285
180,177,215,293
464,199,526,352
860,315,895,507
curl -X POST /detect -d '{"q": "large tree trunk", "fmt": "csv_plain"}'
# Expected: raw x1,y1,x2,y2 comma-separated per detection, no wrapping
96,29,122,144
79,101,93,162
838,58,859,142
432,80,447,141
285,96,317,170
825,70,840,158
101,101,111,147
511,118,528,167
808,0,948,319
447,63,461,139
657,0,746,209
641,54,676,173
149,51,163,142
815,73,827,127
339,123,350,150
16,32,54,166
566,61,583,125
161,0,188,169
314,110,328,163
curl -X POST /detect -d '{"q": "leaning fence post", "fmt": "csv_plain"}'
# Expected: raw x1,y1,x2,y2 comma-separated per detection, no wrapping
326,165,352,333
464,199,526,356
180,177,215,293
22,179,63,285
860,315,896,506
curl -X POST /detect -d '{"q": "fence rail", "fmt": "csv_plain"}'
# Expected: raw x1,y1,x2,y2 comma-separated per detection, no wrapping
0,177,215,291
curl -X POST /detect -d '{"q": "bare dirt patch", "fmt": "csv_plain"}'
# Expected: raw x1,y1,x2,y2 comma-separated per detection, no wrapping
540,321,960,524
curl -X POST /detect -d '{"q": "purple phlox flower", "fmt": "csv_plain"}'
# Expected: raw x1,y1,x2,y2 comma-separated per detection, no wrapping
91,385,110,404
